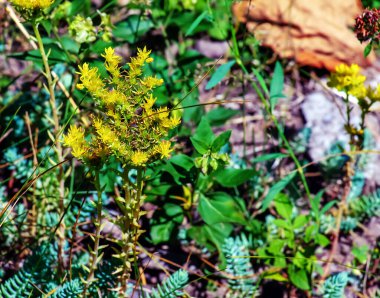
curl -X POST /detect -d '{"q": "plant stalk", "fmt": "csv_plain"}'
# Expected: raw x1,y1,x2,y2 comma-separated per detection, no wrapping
33,22,66,275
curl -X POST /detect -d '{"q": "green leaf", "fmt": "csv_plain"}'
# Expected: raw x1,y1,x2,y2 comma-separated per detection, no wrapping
273,219,292,230
211,130,231,152
274,193,293,220
288,266,311,290
150,222,174,244
252,153,288,163
352,245,369,264
269,61,284,111
252,68,269,96
262,272,288,282
364,42,372,57
267,239,286,255
198,192,246,225
293,215,309,229
185,11,210,36
188,222,233,257
310,190,324,219
261,172,296,211
320,200,337,215
194,117,214,145
205,60,235,90
315,233,330,247
190,137,209,154
113,15,153,43
214,168,256,187
205,107,239,126
169,154,194,171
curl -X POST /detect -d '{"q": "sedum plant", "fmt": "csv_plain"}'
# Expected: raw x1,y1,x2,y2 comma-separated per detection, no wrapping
63,47,180,296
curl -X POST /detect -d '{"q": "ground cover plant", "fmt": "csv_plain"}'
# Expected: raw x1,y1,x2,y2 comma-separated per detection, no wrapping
0,0,379,297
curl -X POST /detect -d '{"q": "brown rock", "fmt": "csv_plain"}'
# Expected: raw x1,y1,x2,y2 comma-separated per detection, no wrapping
233,0,375,70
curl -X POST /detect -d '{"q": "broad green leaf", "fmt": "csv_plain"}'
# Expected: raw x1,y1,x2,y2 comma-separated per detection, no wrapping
273,219,292,230
185,11,209,36
193,117,214,145
205,60,235,90
187,223,233,258
252,153,288,163
274,193,293,220
211,130,231,152
261,172,296,211
293,215,309,229
205,107,239,126
267,239,286,255
214,168,256,187
288,266,311,290
269,61,284,111
315,233,330,247
170,154,194,171
150,222,174,244
198,192,246,225
113,15,153,43
190,137,209,154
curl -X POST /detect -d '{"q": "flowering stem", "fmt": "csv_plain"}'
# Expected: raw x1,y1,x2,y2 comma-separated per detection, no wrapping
82,169,104,297
32,21,66,275
119,168,144,296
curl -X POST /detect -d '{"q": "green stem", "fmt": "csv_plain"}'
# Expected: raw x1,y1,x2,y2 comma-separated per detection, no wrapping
119,168,144,296
225,11,311,200
238,61,311,200
82,170,103,297
32,22,66,275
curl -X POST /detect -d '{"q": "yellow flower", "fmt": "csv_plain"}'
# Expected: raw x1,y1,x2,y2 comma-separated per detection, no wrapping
154,140,173,159
131,151,149,166
141,76,164,90
367,84,380,102
64,47,181,168
327,64,366,95
142,94,156,110
62,125,88,158
77,63,105,98
11,0,53,9
102,47,122,78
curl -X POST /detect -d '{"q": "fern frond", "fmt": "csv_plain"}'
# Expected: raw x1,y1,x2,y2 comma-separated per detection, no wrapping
146,269,189,298
222,235,255,297
323,272,348,298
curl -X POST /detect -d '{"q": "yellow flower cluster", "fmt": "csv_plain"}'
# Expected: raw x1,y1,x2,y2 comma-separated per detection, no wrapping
328,63,380,108
64,47,180,167
327,64,366,99
11,0,53,10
